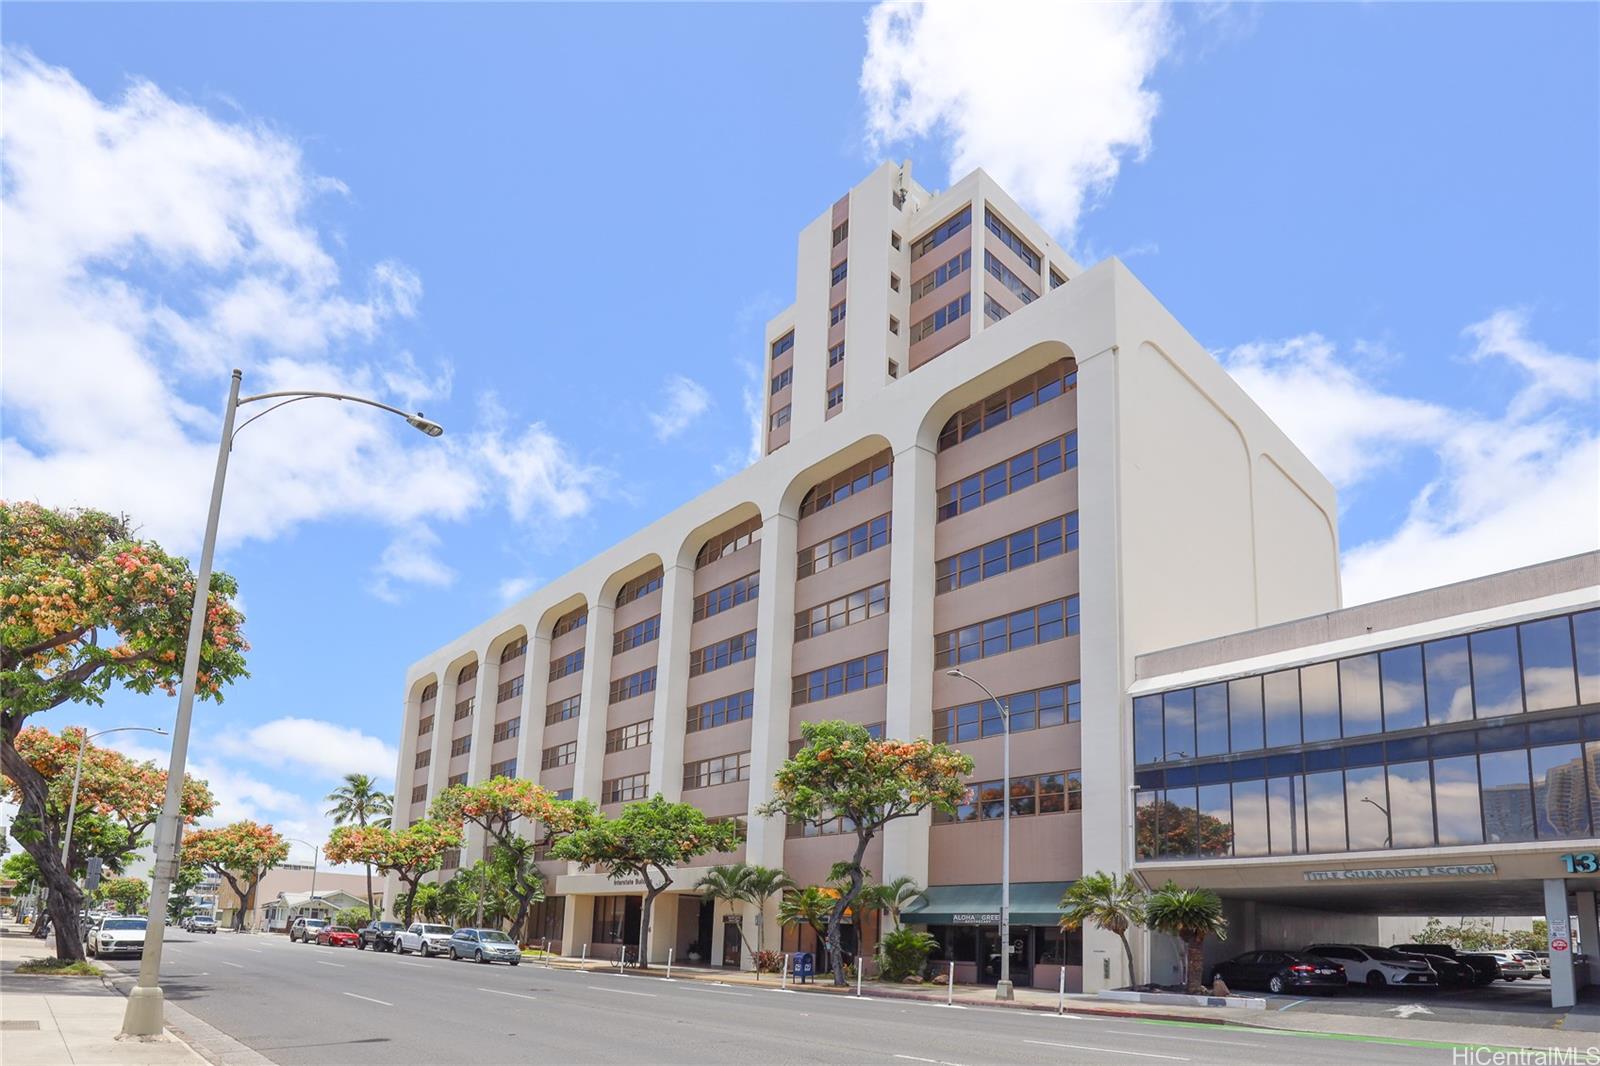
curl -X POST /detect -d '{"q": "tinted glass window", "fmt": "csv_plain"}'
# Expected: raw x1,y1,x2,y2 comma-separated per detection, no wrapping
1304,771,1346,852
1344,764,1389,850
1162,787,1198,856
1267,775,1306,856
1264,670,1301,747
1470,627,1524,719
1387,761,1435,848
1232,779,1269,857
1340,655,1383,737
1433,754,1483,845
1134,696,1162,765
1164,689,1196,760
1478,749,1534,842
1424,637,1474,724
1195,684,1229,757
1574,610,1600,704
1228,676,1264,752
1197,783,1232,856
1520,617,1577,712
1530,743,1590,839
1301,662,1340,742
1380,644,1426,733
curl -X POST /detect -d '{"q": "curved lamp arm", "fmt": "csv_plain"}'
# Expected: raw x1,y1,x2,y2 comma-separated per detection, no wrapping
233,389,443,442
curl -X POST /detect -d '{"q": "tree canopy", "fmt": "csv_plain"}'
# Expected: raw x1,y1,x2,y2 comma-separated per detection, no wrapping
325,819,462,926
326,772,392,917
181,820,287,930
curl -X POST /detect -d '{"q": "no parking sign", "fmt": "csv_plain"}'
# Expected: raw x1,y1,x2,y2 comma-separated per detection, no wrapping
1550,937,1569,952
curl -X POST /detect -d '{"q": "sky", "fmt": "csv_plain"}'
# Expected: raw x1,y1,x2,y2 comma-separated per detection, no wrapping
3,2,1597,869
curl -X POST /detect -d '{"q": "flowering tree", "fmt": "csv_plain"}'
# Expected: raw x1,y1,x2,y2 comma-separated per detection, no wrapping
431,777,596,941
0,502,246,957
551,795,742,968
757,721,973,985
181,821,288,931
95,876,150,916
324,819,462,926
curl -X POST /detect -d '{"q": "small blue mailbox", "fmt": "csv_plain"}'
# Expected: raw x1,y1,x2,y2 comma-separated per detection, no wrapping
792,951,815,984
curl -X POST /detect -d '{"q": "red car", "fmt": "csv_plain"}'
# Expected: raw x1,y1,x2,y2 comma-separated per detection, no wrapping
316,925,359,947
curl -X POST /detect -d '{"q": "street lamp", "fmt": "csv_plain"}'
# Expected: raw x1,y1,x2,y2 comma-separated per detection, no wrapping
123,370,444,1037
945,667,1015,1002
1361,796,1391,848
62,726,170,868
283,838,321,928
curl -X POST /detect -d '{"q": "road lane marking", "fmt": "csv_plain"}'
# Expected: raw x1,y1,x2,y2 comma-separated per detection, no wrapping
343,993,392,1006
1275,998,1306,1011
1024,1040,1187,1061
895,1057,936,1064
244,949,262,954
682,987,753,997
478,987,538,1001
316,961,346,968
1104,1030,1268,1050
220,961,245,968
587,985,655,997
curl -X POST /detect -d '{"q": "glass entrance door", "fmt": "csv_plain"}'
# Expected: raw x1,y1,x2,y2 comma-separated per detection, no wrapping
977,927,1033,987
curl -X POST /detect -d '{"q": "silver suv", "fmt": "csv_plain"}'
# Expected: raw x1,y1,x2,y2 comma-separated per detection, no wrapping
289,917,329,943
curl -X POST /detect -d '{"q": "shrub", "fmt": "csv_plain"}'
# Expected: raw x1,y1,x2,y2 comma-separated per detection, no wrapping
333,907,370,930
877,928,938,982
17,957,99,976
753,949,784,974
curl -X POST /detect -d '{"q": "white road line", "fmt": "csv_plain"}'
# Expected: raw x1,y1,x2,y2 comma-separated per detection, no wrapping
244,949,263,954
682,987,753,997
1276,998,1306,1011
1024,1039,1188,1061
478,987,537,1001
343,993,393,1006
220,961,245,969
1104,1030,1269,1050
587,985,656,997
316,961,346,968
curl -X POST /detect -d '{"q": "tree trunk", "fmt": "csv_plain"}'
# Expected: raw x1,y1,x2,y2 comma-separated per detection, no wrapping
0,738,86,958
826,833,873,986
365,862,376,919
1119,932,1138,988
1185,935,1206,995
398,873,421,926
637,889,656,970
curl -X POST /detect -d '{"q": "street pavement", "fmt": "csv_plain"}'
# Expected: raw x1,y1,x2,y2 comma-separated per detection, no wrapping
87,931,1527,1066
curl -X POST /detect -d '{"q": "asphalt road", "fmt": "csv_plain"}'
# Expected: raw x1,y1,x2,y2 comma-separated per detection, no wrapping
94,932,1486,1065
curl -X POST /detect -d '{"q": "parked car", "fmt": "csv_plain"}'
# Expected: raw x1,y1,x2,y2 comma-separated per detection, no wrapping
1532,951,1551,978
1394,949,1474,988
1513,950,1548,978
188,915,218,934
1392,944,1499,987
88,917,149,958
289,917,330,943
358,920,404,952
1483,951,1537,980
1208,950,1347,994
1304,944,1438,989
316,925,360,947
395,922,456,957
448,928,521,965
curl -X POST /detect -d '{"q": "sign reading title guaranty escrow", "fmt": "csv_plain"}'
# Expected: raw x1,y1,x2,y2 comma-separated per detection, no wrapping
1303,863,1497,882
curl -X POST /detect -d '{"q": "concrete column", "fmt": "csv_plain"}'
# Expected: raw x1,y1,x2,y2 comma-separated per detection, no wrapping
1545,878,1575,1009
648,892,680,965
516,634,551,795
882,441,937,890
745,511,798,873
1575,890,1598,987
466,650,500,862
648,563,695,803
562,894,595,963
425,669,457,867
573,602,616,804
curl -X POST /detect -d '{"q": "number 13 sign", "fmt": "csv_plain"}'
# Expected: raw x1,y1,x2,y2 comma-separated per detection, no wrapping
1560,852,1598,874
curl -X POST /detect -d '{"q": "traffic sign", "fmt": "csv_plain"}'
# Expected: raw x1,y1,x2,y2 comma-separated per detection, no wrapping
1550,938,1569,952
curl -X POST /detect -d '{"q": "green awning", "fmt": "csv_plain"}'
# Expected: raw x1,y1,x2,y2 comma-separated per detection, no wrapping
902,882,1071,926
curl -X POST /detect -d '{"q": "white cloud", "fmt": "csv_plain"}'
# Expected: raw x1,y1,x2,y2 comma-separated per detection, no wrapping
861,1,1172,243
214,716,399,781
1219,310,1600,605
496,575,538,604
0,50,604,597
648,374,713,442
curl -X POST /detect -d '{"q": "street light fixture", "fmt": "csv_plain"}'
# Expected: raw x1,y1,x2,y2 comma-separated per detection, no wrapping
61,726,170,868
945,667,1015,1002
283,838,322,928
123,370,444,1037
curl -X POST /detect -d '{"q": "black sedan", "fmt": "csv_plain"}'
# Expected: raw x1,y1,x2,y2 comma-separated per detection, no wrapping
1209,950,1347,994
1393,948,1475,988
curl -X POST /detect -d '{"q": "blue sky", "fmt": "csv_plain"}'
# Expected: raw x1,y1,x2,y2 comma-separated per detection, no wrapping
4,3,1596,862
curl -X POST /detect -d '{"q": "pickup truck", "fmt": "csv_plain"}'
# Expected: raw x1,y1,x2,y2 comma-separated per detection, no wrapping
395,922,456,957
358,920,405,952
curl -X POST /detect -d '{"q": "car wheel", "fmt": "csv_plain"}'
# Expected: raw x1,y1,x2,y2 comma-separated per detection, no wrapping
510,959,520,967
1268,975,1286,994
449,946,458,960
1365,970,1388,989
474,949,485,964
357,939,366,951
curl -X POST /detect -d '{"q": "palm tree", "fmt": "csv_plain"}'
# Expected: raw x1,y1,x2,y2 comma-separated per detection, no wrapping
1059,871,1147,988
326,773,393,918
873,875,926,932
740,865,794,955
1143,881,1228,994
697,864,756,957
778,885,833,956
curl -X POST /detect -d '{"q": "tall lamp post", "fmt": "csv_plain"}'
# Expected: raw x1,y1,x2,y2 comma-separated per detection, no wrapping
122,370,443,1037
945,667,1015,1001
61,726,170,870
283,838,322,927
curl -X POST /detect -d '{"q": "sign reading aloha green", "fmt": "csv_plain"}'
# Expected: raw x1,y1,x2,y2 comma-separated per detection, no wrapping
1559,853,1598,874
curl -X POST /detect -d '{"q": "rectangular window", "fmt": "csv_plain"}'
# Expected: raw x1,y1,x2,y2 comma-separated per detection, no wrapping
447,773,467,788
689,631,757,676
500,637,528,663
1049,268,1068,289
609,667,658,704
937,361,1076,451
606,720,652,753
1232,779,1269,856
1480,748,1535,842
911,206,971,260
603,773,649,804
592,896,631,944
1340,654,1382,737
1164,689,1196,761
497,676,524,704
933,596,1080,669
791,651,888,706
1228,675,1265,751
828,342,846,366
540,741,576,769
550,649,584,681
1433,753,1483,845
909,293,970,342
799,451,892,517
450,736,471,757
934,512,1077,593
1425,636,1473,724
454,699,474,721
984,251,1039,304
687,690,754,733
411,784,427,804
492,718,521,742
414,750,430,769
794,580,889,641
831,260,848,285
1380,644,1426,732
1388,760,1435,848
612,615,661,654
771,367,793,394
889,316,899,335
545,695,580,724
693,572,759,621
826,384,844,409
1134,696,1162,766
830,300,847,325
934,771,1079,824
1195,683,1229,757
891,231,902,250
832,220,848,246
935,434,1077,520
984,208,1041,272
490,758,517,778
1520,617,1577,712
771,331,794,360
1264,669,1301,747
889,273,900,292
1300,661,1340,743
420,682,438,703
417,715,434,737
1576,609,1600,704
616,568,664,607
910,249,971,301
769,405,791,430
552,609,587,638
933,682,1078,743
887,359,899,379
441,847,461,870
683,752,750,790
983,295,1008,322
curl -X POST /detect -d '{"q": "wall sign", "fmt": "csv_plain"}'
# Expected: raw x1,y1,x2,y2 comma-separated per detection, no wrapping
1302,863,1495,882
952,912,1001,924
1559,852,1598,874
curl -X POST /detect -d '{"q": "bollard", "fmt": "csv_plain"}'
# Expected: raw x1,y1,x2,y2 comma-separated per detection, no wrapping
947,961,954,1007
618,946,627,973
781,954,789,991
544,938,552,968
667,948,673,979
582,943,588,964
856,963,863,997
1058,965,1066,1015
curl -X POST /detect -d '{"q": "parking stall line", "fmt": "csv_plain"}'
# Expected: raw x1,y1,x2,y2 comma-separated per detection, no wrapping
1023,1039,1188,1061
343,992,393,1006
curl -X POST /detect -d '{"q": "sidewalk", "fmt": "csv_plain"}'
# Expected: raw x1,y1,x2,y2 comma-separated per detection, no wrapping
538,953,1600,1057
1,923,207,1066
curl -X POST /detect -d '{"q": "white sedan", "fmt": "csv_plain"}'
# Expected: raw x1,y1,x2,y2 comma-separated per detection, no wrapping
88,917,148,958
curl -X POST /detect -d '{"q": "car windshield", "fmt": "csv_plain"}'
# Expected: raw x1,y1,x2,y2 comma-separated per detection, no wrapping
328,927,354,934
1366,947,1410,961
377,922,401,930
103,919,147,930
422,925,452,935
304,919,328,927
479,930,513,943
193,917,214,923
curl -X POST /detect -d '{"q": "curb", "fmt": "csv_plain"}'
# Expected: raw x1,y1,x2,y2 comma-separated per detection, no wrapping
96,965,279,1066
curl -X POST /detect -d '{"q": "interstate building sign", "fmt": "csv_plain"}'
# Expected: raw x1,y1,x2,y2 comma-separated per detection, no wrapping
1303,863,1497,882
